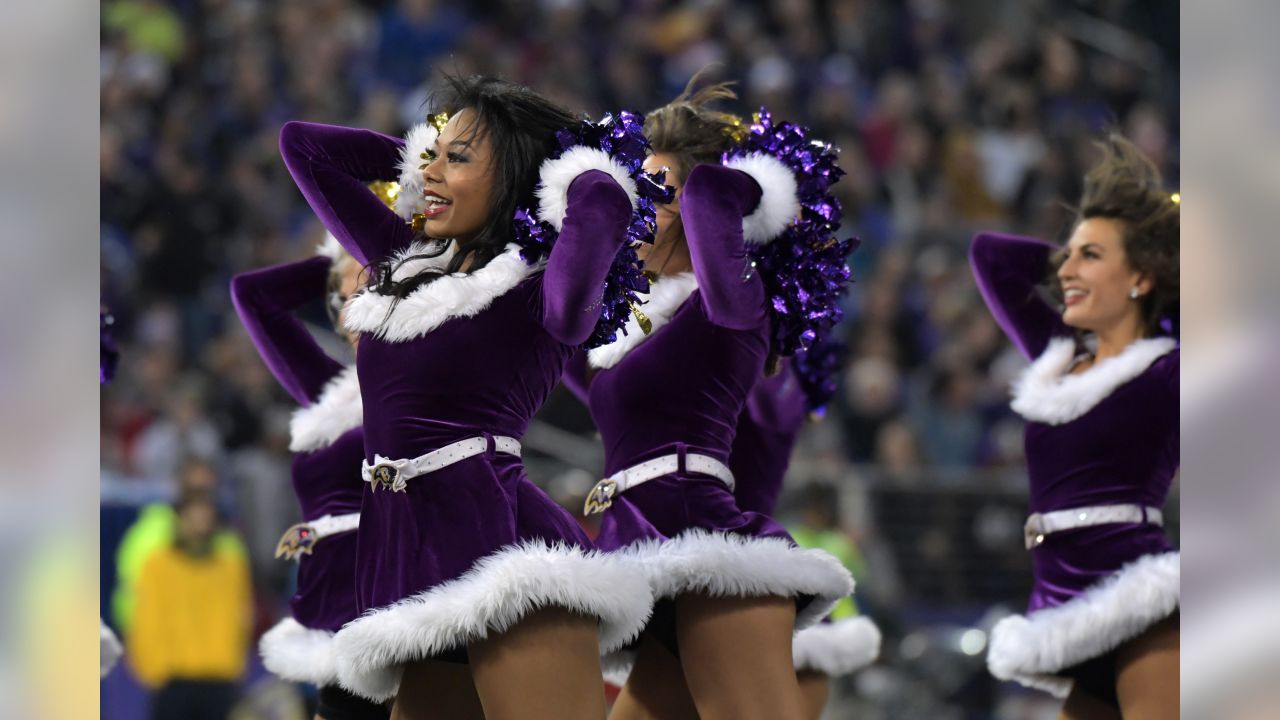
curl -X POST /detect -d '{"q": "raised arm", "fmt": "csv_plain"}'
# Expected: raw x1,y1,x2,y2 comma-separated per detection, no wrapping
679,163,775,330
560,348,592,404
969,232,1068,360
745,359,808,435
540,169,634,345
230,257,344,406
279,121,414,266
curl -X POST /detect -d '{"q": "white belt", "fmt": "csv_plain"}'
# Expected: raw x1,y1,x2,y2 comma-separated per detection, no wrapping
584,450,735,516
275,512,361,560
361,435,522,493
1025,504,1163,549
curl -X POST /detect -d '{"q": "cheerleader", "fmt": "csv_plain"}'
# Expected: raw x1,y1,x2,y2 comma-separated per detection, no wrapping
730,360,881,720
230,229,386,720
279,75,655,720
575,78,853,719
972,136,1179,717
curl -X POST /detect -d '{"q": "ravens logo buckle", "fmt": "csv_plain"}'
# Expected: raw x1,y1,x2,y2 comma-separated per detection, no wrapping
371,463,402,493
583,479,618,516
275,523,318,561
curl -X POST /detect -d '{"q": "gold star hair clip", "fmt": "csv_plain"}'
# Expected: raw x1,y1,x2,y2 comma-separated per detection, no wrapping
367,180,401,210
429,111,451,132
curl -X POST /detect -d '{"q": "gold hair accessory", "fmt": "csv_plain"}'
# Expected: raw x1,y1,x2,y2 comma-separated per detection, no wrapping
367,180,401,210
410,213,427,234
1170,192,1180,205
724,115,750,144
429,112,451,132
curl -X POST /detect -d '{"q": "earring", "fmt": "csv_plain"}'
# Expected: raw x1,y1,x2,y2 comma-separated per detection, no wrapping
1129,287,1140,299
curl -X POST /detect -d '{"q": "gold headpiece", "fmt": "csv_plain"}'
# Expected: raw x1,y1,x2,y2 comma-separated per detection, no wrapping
1170,192,1180,205
429,111,451,132
367,180,401,210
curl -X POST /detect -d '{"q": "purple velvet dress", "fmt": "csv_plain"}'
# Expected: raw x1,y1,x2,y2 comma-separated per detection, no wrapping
278,121,654,702
231,257,367,689
971,232,1179,698
729,364,882,677
575,164,853,670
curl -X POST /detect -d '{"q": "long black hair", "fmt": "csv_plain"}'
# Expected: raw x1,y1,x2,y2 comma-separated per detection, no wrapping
371,74,579,300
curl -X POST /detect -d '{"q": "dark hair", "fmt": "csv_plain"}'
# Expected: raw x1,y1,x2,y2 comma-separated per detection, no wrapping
644,70,743,188
372,74,579,301
1057,134,1180,337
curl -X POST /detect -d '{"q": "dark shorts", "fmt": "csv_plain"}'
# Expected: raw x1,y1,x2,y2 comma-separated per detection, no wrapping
317,684,390,720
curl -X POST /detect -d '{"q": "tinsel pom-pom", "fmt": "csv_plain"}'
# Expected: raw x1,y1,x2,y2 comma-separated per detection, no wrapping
513,111,674,348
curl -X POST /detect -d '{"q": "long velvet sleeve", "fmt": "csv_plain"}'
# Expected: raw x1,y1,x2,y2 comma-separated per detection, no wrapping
279,121,414,267
230,256,344,406
541,170,633,345
680,164,767,330
969,232,1068,361
561,349,592,404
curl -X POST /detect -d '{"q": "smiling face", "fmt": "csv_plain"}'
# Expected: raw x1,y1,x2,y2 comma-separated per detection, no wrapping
418,109,495,243
1057,217,1152,334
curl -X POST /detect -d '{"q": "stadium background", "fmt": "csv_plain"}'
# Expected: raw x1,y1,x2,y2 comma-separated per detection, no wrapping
99,0,1179,717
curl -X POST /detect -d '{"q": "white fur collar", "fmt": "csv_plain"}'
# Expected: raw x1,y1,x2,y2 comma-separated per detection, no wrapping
1011,336,1177,425
342,241,541,343
393,122,440,221
536,146,639,231
315,231,343,261
289,365,362,453
587,273,697,369
723,153,800,244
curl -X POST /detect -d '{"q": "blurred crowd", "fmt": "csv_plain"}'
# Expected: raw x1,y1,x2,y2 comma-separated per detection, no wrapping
100,0,1177,716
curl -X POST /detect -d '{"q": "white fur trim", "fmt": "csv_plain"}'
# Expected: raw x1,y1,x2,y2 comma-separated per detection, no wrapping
723,154,800,245
333,541,654,701
289,365,362,453
100,620,122,677
1011,336,1177,425
394,122,440,221
587,273,697,369
619,529,854,630
987,551,1179,697
260,617,340,686
601,649,637,687
535,146,639,232
315,232,344,261
793,616,881,676
342,242,540,343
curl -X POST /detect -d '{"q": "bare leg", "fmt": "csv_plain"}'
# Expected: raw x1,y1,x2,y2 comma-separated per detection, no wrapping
468,606,607,720
610,633,699,720
675,593,806,720
1115,613,1180,719
392,658,484,720
797,670,830,720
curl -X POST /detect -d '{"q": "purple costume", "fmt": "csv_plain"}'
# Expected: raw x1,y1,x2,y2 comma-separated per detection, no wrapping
573,160,853,673
730,364,881,677
230,256,367,689
279,120,654,702
971,232,1179,697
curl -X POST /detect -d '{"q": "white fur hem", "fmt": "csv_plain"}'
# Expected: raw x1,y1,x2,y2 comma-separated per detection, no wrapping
723,154,800,245
1011,337,1177,425
260,617,340,686
343,242,540,343
289,365,362,453
536,146,639,232
987,551,1179,697
333,541,654,701
587,273,697,369
101,620,122,677
620,529,854,629
394,122,440,221
793,616,881,676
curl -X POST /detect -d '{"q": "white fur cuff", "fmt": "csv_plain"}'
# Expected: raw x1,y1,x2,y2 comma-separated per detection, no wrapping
536,146,639,232
333,541,654,701
394,122,440,222
260,617,340,686
723,153,800,245
987,551,1180,697
620,529,855,630
793,616,881,676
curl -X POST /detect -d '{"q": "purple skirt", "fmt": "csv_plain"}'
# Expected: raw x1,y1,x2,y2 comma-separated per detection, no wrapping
988,524,1179,697
331,449,653,702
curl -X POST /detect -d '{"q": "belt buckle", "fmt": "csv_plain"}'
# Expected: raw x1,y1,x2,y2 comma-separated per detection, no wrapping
1024,513,1046,550
275,522,318,561
583,478,618,516
370,462,403,493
